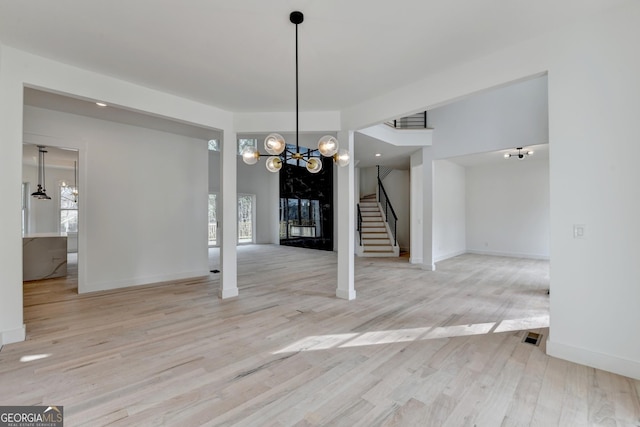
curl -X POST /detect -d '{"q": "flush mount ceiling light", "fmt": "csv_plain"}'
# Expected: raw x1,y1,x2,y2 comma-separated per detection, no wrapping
31,145,51,199
241,11,350,174
95,102,107,107
504,147,534,160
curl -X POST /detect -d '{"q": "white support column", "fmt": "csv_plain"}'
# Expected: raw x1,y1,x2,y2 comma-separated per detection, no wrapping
0,54,26,345
421,147,435,271
410,151,423,264
336,130,356,300
219,129,238,299
409,147,435,270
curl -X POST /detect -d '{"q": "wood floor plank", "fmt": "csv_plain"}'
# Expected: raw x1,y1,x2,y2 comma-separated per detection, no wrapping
556,362,590,427
1,245,638,426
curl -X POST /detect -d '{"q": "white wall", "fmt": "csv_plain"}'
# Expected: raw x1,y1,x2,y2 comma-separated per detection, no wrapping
433,160,466,262
429,76,548,160
381,170,410,252
545,3,640,379
410,76,548,270
359,166,377,198
1,45,234,345
208,150,279,244
342,2,640,379
466,158,549,259
24,106,209,293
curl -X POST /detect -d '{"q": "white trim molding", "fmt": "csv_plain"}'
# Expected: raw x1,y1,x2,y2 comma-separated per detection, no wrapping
547,339,640,381
1,324,26,345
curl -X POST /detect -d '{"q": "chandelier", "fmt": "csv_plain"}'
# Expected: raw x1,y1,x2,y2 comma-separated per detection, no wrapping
241,11,350,173
504,147,534,160
31,145,51,199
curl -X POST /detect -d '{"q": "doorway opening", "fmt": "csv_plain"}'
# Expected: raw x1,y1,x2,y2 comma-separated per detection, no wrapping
22,143,80,297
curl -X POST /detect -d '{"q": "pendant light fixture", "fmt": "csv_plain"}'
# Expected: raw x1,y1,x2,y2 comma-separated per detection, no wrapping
31,145,51,200
504,147,534,160
241,11,350,173
72,160,79,203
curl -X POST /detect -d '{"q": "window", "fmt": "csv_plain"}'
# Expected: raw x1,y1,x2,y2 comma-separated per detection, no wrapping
208,139,219,151
285,143,312,167
238,194,254,243
208,194,255,245
238,138,257,156
208,194,217,246
280,198,321,239
60,185,78,233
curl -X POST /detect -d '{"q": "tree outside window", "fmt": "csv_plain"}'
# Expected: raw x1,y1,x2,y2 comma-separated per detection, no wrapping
209,194,254,245
208,194,217,245
238,139,257,156
60,186,78,233
238,195,254,243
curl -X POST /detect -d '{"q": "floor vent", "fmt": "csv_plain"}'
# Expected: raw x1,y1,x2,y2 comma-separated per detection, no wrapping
523,331,542,346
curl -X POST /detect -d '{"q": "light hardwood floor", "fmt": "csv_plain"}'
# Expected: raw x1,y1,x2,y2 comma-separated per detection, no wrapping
1,245,639,426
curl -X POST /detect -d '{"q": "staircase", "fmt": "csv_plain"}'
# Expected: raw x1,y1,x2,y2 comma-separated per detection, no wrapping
357,194,399,257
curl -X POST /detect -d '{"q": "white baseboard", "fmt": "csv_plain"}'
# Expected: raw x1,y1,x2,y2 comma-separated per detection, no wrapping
336,288,356,300
1,324,26,345
467,249,550,260
219,287,239,299
547,339,640,380
408,258,435,270
81,269,211,293
434,249,466,263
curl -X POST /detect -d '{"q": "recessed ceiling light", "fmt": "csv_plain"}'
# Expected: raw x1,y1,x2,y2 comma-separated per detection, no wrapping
375,153,382,157
95,102,107,107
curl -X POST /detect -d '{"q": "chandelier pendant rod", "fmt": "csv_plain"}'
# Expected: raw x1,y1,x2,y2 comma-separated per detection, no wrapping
42,149,46,192
295,15,299,154
37,149,43,191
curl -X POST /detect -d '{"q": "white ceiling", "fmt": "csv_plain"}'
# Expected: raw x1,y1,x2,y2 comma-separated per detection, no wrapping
354,132,421,170
6,1,622,170
0,0,628,112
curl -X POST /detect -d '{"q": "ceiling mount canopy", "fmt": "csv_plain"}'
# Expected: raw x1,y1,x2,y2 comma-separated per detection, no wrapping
31,145,51,200
241,11,350,173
